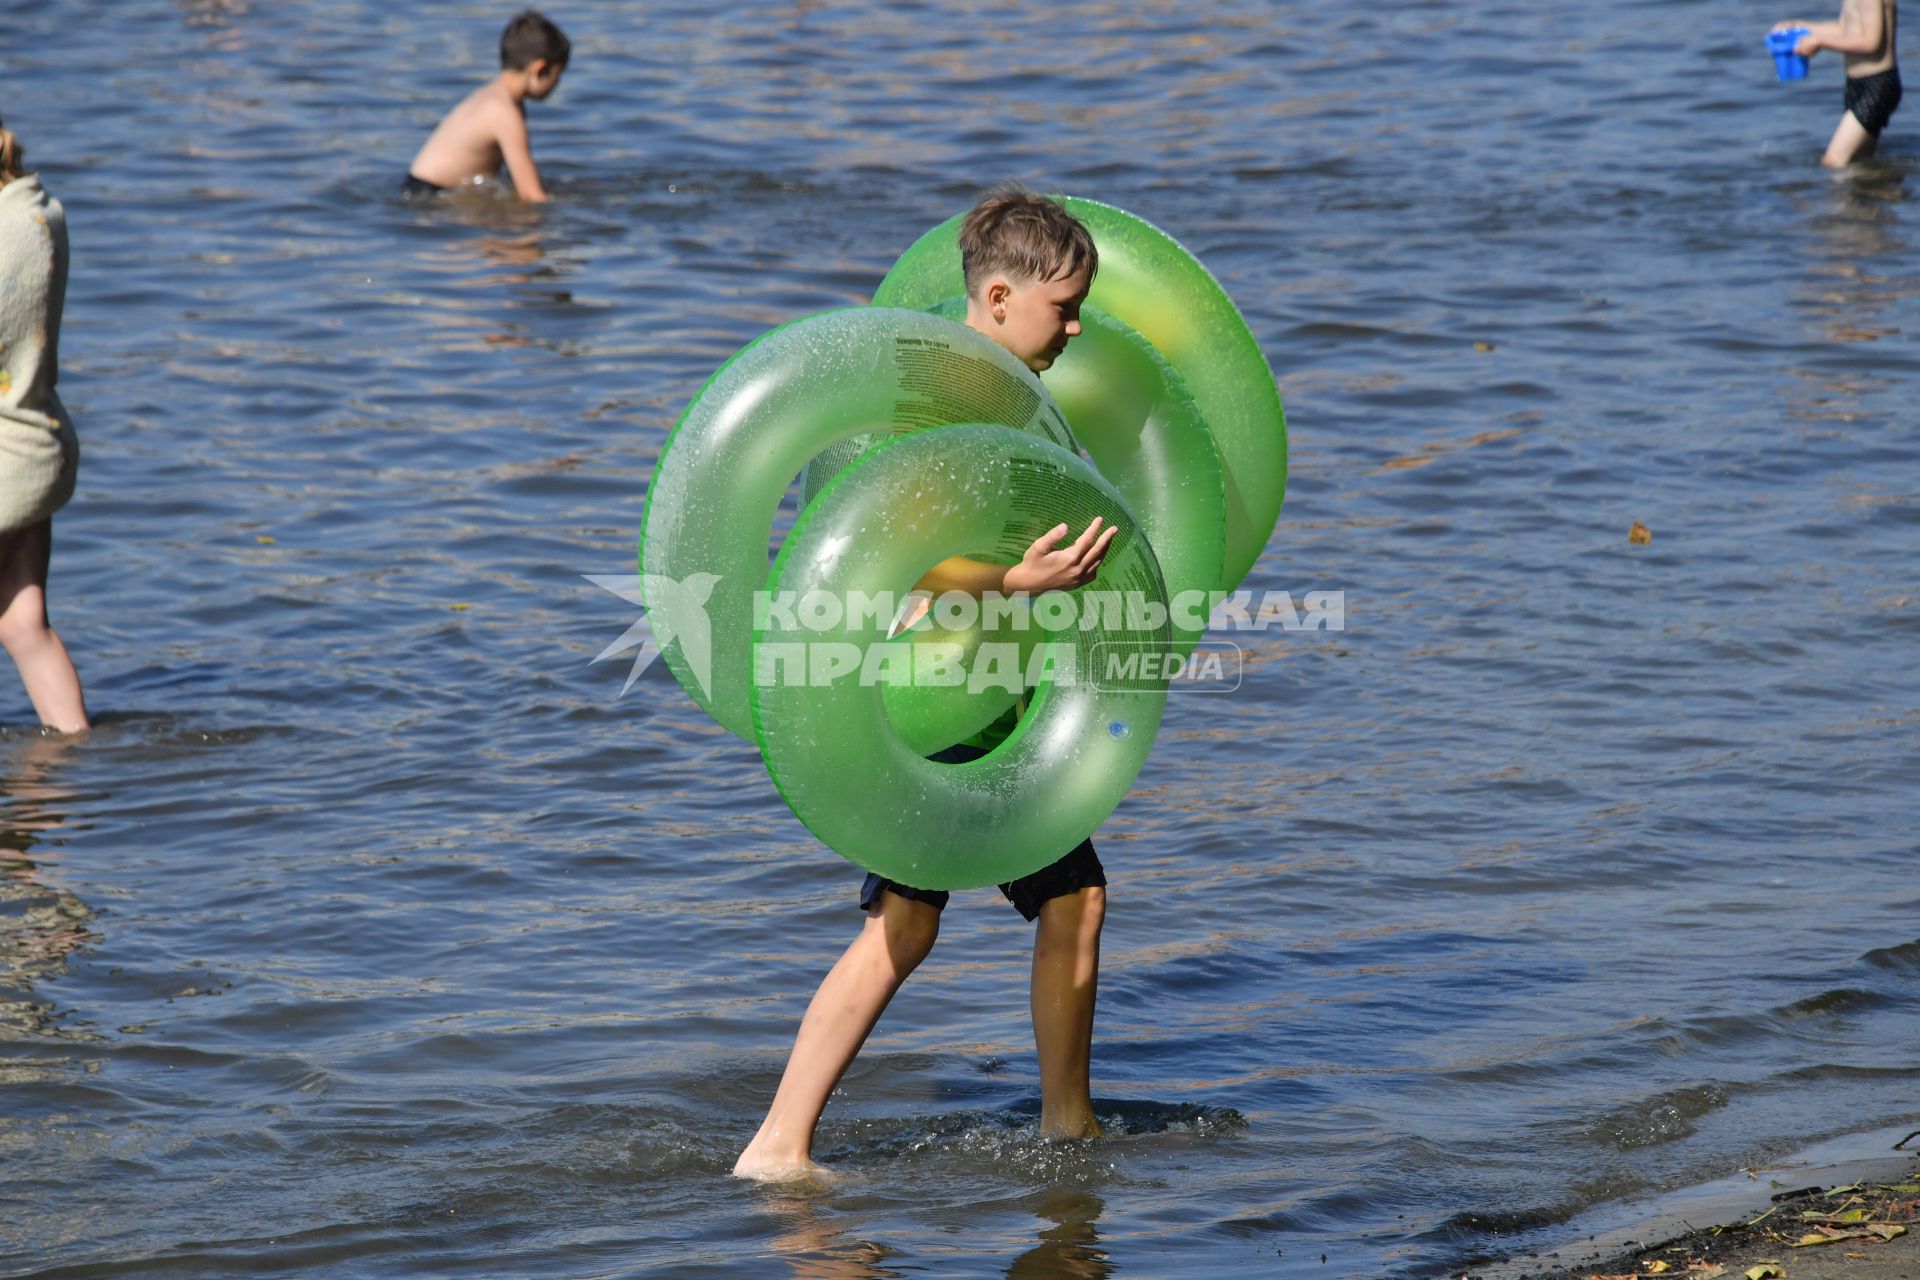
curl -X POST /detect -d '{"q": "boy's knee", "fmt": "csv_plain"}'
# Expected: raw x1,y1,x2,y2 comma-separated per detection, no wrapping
0,601,49,653
1041,885,1106,938
876,896,940,972
1077,885,1107,932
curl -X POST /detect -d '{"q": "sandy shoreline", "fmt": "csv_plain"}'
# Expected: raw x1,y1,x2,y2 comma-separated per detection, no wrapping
1476,1127,1920,1280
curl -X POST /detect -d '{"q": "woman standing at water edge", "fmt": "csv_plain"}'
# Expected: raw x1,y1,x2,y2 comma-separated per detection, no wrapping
0,119,88,732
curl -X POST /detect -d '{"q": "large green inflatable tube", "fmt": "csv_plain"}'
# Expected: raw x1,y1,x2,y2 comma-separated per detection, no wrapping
638,308,1078,746
753,424,1172,890
873,197,1285,593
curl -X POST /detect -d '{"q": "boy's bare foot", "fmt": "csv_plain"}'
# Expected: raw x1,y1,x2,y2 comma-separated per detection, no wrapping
731,1145,839,1182
1037,1108,1104,1140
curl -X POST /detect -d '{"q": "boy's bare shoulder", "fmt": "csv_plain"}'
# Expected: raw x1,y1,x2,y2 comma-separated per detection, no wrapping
453,81,518,127
475,84,534,143
411,80,523,186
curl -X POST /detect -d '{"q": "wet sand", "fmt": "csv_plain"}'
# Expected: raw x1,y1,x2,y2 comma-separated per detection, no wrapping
1488,1135,1920,1280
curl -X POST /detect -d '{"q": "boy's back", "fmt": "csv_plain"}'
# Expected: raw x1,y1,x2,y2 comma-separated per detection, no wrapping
410,82,532,192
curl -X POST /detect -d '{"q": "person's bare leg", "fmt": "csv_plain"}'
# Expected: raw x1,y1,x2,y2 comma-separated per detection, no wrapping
733,891,940,1179
1822,111,1878,167
0,521,87,733
1031,885,1104,1138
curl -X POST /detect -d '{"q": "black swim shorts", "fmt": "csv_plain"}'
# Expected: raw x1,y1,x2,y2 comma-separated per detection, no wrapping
856,743,1107,922
1845,67,1903,137
401,173,446,198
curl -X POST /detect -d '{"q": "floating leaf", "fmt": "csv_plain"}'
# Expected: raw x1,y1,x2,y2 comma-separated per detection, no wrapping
255,535,276,544
449,603,471,612
1744,1266,1784,1280
1628,521,1653,545
1474,341,1496,353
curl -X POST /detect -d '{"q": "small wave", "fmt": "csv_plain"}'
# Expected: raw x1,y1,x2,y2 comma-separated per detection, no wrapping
1778,986,1890,1018
1084,1099,1249,1137
1628,984,1897,1058
1861,938,1920,972
1583,1082,1731,1150
810,1099,1246,1182
1779,1061,1920,1083
1435,1200,1582,1237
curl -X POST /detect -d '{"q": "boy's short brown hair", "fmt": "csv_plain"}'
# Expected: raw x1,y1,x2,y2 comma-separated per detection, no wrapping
958,185,1098,298
0,116,23,183
501,9,570,70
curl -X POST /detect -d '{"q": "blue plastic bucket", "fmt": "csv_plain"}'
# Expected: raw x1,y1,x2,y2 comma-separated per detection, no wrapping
1767,27,1811,81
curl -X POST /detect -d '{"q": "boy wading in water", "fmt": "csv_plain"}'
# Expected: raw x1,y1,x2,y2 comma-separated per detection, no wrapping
734,188,1120,1181
407,10,570,201
1776,0,1901,165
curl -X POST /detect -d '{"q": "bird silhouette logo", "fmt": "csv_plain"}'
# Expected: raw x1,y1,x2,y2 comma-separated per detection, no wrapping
586,572,722,700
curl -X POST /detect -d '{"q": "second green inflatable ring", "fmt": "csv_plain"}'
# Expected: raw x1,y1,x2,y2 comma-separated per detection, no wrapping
752,423,1172,890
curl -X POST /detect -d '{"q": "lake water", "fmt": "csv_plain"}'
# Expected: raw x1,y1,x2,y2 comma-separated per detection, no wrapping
4,2,1918,1277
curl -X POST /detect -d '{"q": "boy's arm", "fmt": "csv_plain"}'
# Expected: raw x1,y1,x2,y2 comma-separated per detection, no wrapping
916,518,1118,598
1779,2,1884,55
495,104,552,203
918,556,1012,597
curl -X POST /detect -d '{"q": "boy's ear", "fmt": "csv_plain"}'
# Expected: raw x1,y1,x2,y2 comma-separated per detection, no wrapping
984,279,1012,321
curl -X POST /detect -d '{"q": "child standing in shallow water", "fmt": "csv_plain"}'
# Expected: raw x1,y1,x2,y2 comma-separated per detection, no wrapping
734,188,1120,1181
407,10,571,202
1775,0,1901,166
0,119,89,732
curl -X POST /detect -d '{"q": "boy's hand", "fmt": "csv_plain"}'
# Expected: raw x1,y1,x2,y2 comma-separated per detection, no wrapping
1003,518,1119,595
1771,20,1821,55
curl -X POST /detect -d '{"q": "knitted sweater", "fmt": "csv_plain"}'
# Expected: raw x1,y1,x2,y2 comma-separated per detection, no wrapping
0,173,78,531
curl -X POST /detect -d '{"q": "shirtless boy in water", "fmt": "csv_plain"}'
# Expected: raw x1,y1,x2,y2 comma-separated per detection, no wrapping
407,10,570,201
1775,0,1901,166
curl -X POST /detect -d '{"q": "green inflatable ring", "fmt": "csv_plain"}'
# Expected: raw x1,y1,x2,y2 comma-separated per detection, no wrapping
638,307,1078,749
753,423,1172,890
873,197,1286,593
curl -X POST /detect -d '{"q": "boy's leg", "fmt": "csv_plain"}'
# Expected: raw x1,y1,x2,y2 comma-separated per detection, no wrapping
1822,111,1878,167
733,889,941,1179
1030,884,1105,1138
0,520,87,733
